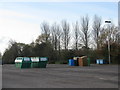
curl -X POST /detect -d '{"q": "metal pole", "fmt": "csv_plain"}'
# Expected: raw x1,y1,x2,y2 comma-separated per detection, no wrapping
107,35,111,64
105,20,111,64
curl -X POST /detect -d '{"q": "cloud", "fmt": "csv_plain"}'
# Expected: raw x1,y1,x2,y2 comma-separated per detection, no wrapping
0,9,41,53
0,20,40,54
0,17,40,42
0,37,10,43
0,9,35,20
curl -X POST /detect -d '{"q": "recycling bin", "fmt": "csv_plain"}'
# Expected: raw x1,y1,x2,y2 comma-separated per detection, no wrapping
31,57,40,68
15,57,31,68
100,59,105,64
15,57,23,68
74,60,78,66
69,59,75,66
39,57,48,68
22,57,31,68
78,56,88,66
96,59,100,64
73,57,79,66
100,59,103,64
96,59,105,64
87,57,90,66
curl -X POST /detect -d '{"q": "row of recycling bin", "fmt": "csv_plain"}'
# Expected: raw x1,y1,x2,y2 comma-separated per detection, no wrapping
96,59,106,64
69,56,90,66
15,57,48,68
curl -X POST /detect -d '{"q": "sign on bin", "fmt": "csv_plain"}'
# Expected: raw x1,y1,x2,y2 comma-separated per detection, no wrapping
31,57,39,62
40,57,47,61
24,57,30,61
15,57,23,63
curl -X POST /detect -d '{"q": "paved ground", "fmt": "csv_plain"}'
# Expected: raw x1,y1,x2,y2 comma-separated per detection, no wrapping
0,65,2,89
2,64,118,88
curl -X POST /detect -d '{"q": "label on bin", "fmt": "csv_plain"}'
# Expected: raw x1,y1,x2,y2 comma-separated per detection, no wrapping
24,57,30,61
40,58,47,61
31,57,39,62
15,60,22,63
15,57,23,62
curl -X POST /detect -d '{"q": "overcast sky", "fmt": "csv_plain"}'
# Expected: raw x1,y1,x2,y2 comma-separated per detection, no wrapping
0,0,118,54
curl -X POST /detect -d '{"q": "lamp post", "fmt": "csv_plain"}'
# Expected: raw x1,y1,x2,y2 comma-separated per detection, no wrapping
105,20,111,64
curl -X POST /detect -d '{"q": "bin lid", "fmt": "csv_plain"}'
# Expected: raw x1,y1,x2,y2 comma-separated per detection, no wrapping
96,59,104,60
40,57,48,61
69,59,74,61
73,57,80,60
31,57,39,62
15,57,23,63
80,56,87,58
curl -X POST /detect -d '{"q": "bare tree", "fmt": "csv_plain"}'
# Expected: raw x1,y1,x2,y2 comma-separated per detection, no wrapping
92,15,102,49
99,27,107,47
116,29,120,44
56,25,62,52
61,20,70,50
109,25,118,43
50,22,62,61
73,21,80,50
51,23,62,51
99,24,119,47
80,15,90,49
51,23,57,50
40,21,50,42
35,34,48,44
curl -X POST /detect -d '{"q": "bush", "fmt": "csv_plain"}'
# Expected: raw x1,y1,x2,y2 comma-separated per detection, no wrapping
48,61,55,64
60,61,68,64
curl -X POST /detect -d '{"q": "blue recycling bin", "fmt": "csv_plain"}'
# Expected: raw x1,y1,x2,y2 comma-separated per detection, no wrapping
96,59,99,64
69,59,75,66
100,59,103,64
96,59,105,64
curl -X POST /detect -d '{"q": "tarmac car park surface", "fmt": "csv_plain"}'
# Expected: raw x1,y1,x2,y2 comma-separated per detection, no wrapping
2,64,119,88
0,65,2,90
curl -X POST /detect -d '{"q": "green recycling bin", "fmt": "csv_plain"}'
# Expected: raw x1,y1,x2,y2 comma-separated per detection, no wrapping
15,57,23,68
74,60,79,66
73,57,79,66
31,57,39,68
87,57,90,66
39,57,48,68
15,57,31,68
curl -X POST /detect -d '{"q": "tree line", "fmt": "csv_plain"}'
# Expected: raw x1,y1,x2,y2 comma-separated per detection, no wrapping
2,15,120,64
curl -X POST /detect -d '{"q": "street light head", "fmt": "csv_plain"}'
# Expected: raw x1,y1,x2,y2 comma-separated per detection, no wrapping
105,21,111,23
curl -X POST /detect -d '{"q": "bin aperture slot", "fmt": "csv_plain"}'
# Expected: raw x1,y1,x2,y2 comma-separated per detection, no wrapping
31,57,39,62
40,58,47,61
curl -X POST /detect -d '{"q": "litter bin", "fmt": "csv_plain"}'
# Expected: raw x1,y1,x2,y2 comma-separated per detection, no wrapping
31,57,39,68
15,57,31,68
39,57,48,68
